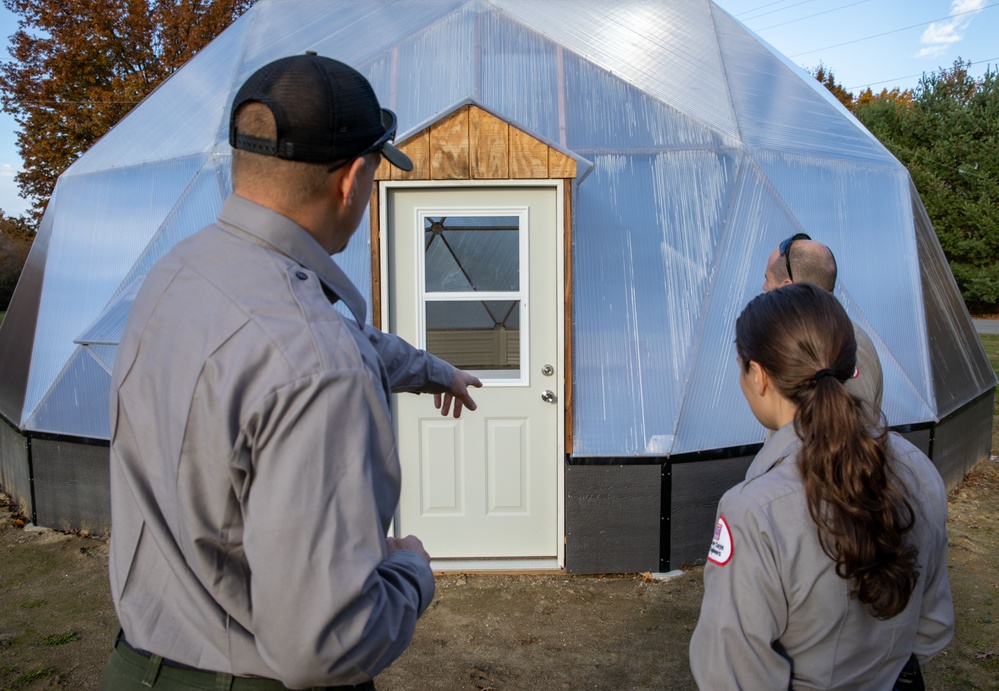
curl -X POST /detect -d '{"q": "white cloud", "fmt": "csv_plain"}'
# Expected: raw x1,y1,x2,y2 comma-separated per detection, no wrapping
919,0,986,57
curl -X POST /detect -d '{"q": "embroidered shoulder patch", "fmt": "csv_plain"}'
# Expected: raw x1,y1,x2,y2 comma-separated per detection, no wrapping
851,366,860,380
707,515,733,566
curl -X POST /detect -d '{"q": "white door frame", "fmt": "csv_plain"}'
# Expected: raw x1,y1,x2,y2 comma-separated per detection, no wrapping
378,179,566,570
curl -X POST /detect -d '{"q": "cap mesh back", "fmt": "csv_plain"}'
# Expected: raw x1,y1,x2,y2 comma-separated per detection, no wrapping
231,55,384,164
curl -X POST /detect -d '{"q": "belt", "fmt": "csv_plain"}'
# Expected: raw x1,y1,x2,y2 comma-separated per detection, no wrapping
115,631,376,690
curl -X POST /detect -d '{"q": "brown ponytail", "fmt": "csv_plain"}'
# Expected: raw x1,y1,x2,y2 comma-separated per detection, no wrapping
736,283,918,618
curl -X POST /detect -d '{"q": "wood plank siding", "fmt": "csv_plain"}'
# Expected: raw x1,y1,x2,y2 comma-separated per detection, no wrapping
375,105,577,181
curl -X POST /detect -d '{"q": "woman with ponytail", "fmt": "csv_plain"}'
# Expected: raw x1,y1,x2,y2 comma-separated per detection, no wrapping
689,283,953,690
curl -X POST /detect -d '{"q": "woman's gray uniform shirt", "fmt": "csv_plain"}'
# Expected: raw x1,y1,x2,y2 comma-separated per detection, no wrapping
689,424,953,690
108,195,453,688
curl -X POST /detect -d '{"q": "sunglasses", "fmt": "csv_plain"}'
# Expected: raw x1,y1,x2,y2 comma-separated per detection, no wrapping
779,233,811,282
327,109,399,173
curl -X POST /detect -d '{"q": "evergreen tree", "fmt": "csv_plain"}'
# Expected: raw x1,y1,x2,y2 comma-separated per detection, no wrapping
854,60,999,312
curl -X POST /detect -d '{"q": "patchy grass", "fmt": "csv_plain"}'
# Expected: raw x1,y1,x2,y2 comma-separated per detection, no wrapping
11,667,56,685
930,463,999,690
41,631,78,646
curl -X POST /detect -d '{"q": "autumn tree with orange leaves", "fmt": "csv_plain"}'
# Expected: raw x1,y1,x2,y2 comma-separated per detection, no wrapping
0,0,252,221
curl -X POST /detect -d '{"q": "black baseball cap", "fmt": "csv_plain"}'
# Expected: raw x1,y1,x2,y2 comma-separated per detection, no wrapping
229,53,413,171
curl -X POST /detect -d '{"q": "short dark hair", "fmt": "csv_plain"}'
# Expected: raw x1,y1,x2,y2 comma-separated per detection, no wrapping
788,242,838,292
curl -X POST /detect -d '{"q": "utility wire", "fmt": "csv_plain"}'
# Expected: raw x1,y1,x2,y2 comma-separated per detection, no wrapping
845,56,999,90
755,0,873,31
789,3,997,57
737,0,824,21
734,0,811,18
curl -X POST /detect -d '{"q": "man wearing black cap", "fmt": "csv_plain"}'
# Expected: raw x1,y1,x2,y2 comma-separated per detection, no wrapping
101,54,480,690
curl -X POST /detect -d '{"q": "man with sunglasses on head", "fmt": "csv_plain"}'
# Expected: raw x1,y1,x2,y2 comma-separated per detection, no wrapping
762,233,883,421
101,54,480,690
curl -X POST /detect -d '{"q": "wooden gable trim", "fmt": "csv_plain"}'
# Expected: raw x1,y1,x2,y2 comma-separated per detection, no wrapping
375,105,578,181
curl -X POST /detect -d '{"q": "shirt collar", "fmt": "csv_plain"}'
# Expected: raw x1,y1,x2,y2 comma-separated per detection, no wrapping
216,194,367,325
745,422,801,481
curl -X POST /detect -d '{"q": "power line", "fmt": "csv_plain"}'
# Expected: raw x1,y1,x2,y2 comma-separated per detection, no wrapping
755,0,873,32
734,0,810,18
737,0,824,21
789,3,997,58
845,56,999,91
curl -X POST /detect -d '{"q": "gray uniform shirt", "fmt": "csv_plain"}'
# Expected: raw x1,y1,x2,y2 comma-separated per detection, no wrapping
690,425,953,690
108,195,453,688
850,320,883,420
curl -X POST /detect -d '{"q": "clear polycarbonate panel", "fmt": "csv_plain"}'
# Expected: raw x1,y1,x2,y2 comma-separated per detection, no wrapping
836,287,934,425
712,7,895,166
0,201,54,425
236,0,467,80
475,9,562,144
108,159,229,312
73,160,229,356
75,277,144,347
496,0,739,140
750,150,935,421
331,206,374,324
913,187,997,417
671,159,806,454
359,5,479,136
234,0,474,138
22,156,205,426
66,19,249,175
562,49,739,153
23,347,111,438
571,150,739,456
83,345,119,377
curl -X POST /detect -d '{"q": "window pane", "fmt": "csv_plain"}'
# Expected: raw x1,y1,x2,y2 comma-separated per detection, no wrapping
425,300,520,375
425,216,519,292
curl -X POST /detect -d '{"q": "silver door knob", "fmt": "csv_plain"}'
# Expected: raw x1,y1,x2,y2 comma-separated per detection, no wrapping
541,390,556,404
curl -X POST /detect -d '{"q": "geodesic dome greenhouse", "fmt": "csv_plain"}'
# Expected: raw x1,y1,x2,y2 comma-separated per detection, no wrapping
0,0,993,573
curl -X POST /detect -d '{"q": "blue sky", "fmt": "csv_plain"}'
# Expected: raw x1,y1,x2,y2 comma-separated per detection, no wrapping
715,0,997,90
0,0,996,218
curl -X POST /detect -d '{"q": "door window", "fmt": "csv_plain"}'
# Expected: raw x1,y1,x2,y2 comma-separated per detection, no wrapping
421,214,526,382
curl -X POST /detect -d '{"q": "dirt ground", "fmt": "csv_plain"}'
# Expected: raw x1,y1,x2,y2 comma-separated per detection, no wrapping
0,460,996,691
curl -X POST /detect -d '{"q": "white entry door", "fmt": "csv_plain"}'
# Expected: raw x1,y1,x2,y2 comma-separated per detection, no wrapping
385,185,562,567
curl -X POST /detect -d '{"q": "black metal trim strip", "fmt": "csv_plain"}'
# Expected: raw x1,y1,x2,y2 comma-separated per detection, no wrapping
566,443,764,467
660,463,671,572
23,430,109,447
26,434,36,525
564,455,663,466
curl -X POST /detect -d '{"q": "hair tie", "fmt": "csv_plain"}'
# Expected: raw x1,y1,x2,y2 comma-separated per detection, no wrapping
814,368,837,382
